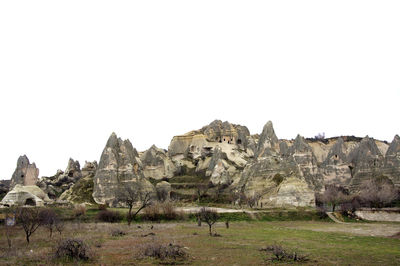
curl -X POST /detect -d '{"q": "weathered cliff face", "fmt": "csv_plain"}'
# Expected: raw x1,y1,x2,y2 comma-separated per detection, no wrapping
256,121,279,158
93,133,154,206
238,122,320,207
37,158,85,199
165,120,398,207
140,145,176,180
320,138,353,186
7,120,397,208
10,155,39,189
383,135,400,187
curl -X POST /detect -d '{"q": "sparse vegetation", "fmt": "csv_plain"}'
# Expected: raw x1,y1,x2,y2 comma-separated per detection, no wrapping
39,208,60,238
198,207,219,236
16,207,43,244
140,242,187,262
96,210,123,223
117,183,152,226
54,238,92,261
359,177,399,208
260,244,310,263
142,202,184,221
111,228,126,237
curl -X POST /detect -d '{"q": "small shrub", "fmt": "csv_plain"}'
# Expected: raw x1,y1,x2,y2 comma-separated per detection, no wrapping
111,229,126,237
141,242,187,261
272,173,284,186
260,245,309,263
73,204,86,217
142,202,184,221
96,210,123,223
55,238,91,261
98,204,108,211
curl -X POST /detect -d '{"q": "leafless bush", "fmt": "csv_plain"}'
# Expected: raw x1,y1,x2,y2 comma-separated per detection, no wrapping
247,193,262,208
54,238,92,261
117,183,152,226
98,204,108,211
315,132,325,140
141,242,187,262
39,208,60,238
320,185,349,212
111,228,126,237
260,245,309,262
142,202,184,221
16,207,43,244
194,183,209,202
198,207,219,236
96,210,123,223
73,204,86,217
156,187,169,202
359,177,398,208
55,218,65,235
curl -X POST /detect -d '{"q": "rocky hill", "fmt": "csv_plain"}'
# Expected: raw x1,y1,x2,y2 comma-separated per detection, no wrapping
2,120,399,208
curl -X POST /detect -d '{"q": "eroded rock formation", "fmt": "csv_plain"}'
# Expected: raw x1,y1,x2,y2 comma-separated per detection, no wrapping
10,155,39,189
92,133,154,206
37,158,85,199
4,120,398,208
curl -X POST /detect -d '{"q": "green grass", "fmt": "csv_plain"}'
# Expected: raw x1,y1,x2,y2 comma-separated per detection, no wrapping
1,219,399,265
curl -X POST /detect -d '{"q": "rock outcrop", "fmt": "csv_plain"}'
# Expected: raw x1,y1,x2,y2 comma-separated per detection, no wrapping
256,121,279,157
59,175,95,204
140,145,176,180
38,158,84,199
348,136,385,190
10,155,39,189
4,119,398,208
92,133,154,206
0,180,11,200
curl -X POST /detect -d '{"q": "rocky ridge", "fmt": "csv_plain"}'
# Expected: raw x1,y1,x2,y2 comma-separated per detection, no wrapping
2,120,399,208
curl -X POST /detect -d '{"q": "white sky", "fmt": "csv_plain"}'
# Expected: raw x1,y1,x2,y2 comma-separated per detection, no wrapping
0,1,399,179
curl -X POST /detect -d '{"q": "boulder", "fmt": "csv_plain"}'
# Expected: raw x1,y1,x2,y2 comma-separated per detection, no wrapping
140,145,176,180
81,161,98,177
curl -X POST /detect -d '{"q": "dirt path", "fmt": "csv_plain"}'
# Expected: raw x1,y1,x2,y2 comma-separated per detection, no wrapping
176,206,257,213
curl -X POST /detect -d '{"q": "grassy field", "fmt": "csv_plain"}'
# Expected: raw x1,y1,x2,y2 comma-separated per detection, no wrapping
0,219,399,265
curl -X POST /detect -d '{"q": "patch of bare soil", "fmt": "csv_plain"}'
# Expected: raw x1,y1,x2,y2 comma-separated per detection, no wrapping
390,232,400,239
284,221,400,237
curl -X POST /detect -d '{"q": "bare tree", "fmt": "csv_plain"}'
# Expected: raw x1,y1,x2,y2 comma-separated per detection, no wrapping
117,183,152,226
156,187,169,203
39,208,62,238
55,218,65,235
359,178,398,208
198,207,219,236
16,207,43,244
247,193,262,209
321,185,348,212
194,183,209,203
